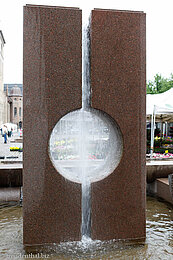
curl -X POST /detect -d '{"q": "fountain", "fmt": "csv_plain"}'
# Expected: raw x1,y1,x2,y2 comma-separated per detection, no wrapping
0,5,172,259
23,5,146,245
49,16,123,239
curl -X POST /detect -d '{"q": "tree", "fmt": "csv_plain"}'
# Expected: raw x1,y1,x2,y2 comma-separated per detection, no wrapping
147,80,154,94
147,73,173,94
154,74,162,92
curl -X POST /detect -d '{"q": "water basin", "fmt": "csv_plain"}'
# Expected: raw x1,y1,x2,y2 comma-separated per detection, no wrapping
0,196,172,259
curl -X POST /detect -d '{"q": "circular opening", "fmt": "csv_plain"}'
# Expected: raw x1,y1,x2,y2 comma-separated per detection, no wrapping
49,108,123,184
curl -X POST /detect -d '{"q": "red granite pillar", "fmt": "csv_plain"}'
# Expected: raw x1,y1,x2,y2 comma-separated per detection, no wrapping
23,6,146,245
23,5,82,245
91,9,146,241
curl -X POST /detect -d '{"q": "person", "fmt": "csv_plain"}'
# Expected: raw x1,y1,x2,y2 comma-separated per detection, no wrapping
8,129,11,138
3,125,8,144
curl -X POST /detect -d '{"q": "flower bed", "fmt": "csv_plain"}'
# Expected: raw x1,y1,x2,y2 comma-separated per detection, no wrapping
10,147,23,152
151,152,173,159
147,136,173,154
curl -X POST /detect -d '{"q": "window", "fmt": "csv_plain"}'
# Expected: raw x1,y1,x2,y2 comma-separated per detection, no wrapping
14,107,17,117
19,107,21,117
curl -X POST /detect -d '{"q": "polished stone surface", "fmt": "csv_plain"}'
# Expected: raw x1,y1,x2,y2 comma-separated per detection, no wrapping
90,9,146,241
23,5,82,245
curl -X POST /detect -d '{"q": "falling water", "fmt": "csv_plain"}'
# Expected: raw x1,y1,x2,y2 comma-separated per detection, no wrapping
82,11,91,110
81,11,92,239
81,181,91,238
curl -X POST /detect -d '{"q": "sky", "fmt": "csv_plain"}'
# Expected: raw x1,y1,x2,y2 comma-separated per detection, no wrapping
0,0,173,83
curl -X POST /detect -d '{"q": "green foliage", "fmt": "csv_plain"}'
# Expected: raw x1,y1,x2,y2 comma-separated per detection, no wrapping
147,73,173,94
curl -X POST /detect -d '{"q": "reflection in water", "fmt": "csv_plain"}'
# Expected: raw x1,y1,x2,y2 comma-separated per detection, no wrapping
0,196,172,259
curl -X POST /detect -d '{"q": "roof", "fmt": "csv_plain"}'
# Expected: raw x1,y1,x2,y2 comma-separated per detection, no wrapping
9,85,22,97
147,88,173,122
4,84,23,95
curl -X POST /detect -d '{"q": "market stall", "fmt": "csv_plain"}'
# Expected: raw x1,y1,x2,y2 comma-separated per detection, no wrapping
147,88,173,157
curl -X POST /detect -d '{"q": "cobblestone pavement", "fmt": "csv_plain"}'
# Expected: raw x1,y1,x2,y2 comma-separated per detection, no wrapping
0,131,23,163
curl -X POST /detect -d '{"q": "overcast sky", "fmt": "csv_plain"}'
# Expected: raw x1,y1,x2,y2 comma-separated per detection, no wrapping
0,0,173,83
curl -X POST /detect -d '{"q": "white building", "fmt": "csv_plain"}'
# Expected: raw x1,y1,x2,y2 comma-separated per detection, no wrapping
0,30,9,125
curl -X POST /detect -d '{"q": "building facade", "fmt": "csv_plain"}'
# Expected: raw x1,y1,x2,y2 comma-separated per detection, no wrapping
0,30,9,126
7,85,23,127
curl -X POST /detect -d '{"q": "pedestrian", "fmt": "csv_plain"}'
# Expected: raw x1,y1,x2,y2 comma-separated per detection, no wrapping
8,129,11,137
3,125,8,144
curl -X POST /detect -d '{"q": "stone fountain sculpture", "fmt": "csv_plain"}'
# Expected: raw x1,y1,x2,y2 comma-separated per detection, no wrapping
23,4,146,245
